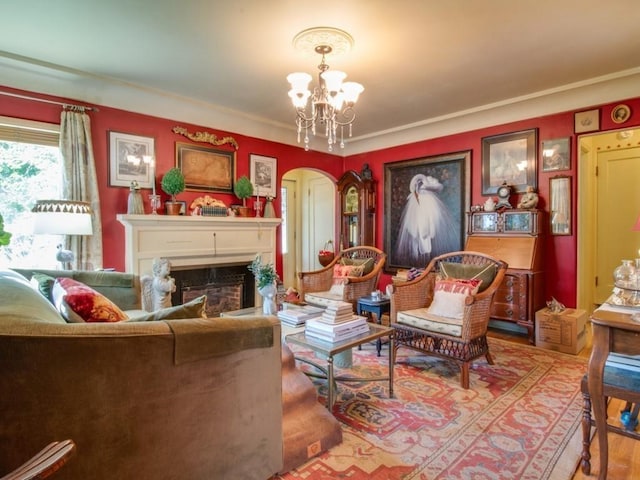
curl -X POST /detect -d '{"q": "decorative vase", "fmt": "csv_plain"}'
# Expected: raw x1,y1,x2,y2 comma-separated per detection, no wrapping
263,198,276,218
614,259,636,288
258,283,277,315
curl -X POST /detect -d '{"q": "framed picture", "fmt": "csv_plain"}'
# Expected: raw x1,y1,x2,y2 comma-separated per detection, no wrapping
481,128,537,195
384,150,471,272
574,109,600,133
108,131,155,188
249,154,277,198
541,137,571,172
176,142,235,193
611,104,631,124
550,175,571,235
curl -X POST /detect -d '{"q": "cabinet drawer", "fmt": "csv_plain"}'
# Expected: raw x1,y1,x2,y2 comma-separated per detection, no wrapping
492,302,526,321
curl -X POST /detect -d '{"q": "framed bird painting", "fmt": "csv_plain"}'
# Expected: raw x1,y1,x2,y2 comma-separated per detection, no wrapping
383,150,471,273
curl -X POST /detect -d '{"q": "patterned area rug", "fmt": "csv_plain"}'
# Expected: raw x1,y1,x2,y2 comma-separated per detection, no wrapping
279,337,586,480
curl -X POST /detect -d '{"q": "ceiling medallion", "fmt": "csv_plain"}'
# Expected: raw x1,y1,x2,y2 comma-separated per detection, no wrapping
292,27,354,56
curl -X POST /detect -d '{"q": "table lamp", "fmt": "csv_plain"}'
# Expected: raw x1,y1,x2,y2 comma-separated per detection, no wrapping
32,200,93,269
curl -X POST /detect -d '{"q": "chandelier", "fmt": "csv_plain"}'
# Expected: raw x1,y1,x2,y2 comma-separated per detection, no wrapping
287,27,364,152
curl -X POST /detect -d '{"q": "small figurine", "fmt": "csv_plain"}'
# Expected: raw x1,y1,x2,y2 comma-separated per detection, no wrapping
484,197,497,212
141,257,176,311
517,186,539,209
546,297,566,313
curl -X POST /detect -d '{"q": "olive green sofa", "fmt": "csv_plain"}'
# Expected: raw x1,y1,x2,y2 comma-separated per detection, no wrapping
0,268,283,480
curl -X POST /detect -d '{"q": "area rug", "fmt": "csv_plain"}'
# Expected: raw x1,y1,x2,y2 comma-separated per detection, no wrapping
278,337,587,480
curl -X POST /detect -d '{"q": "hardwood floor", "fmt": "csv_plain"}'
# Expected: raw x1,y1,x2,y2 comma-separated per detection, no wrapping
489,323,639,479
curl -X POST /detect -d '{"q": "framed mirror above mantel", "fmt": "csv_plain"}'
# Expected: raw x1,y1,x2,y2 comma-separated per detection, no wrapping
336,169,375,250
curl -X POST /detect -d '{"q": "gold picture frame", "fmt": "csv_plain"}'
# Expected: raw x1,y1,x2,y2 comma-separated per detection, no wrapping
175,142,235,193
611,104,631,124
481,129,537,195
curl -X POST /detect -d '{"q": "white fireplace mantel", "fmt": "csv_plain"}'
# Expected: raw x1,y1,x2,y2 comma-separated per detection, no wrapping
117,214,281,276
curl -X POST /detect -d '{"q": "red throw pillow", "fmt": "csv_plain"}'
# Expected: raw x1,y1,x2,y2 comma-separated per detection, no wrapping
52,277,128,323
427,278,482,319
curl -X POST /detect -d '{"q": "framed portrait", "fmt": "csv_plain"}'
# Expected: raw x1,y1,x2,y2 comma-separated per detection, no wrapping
550,175,572,235
611,104,631,124
108,131,155,188
250,154,277,198
175,142,235,193
384,150,471,273
574,109,600,133
481,129,537,195
541,137,570,172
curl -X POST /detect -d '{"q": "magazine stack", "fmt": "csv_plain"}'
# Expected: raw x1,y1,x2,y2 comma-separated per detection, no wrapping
305,301,369,342
277,304,323,327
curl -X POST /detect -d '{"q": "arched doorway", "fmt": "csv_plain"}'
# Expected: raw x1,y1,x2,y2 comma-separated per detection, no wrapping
281,168,336,289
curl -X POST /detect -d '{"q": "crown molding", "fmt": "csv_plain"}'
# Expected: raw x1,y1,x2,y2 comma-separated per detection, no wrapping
1,53,639,157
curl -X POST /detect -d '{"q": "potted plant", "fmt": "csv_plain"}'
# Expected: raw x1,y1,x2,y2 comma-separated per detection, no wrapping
233,175,253,217
161,167,185,215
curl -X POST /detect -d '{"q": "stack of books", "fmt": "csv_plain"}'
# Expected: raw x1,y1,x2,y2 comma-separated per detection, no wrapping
321,301,353,323
277,304,323,327
305,315,369,342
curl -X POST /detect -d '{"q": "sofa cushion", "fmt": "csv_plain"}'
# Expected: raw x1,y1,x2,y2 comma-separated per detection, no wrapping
30,272,56,303
0,270,66,324
52,277,128,323
127,295,207,322
439,262,497,293
427,278,481,320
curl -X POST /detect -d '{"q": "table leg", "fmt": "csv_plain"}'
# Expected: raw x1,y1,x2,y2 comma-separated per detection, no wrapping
327,355,335,409
588,323,610,480
388,333,394,398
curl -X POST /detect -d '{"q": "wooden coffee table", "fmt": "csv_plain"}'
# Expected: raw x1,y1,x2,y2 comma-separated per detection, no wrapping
285,324,394,409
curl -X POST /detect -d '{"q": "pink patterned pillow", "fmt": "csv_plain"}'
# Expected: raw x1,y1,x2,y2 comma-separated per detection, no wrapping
52,277,128,323
427,278,482,320
330,264,365,295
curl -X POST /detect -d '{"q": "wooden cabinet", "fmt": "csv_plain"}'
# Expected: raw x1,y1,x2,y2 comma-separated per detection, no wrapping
465,209,544,344
336,170,375,250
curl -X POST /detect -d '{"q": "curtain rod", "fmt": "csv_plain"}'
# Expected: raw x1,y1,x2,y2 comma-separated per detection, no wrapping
0,90,99,112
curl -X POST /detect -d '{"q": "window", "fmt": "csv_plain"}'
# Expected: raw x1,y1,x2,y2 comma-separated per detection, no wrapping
0,116,62,269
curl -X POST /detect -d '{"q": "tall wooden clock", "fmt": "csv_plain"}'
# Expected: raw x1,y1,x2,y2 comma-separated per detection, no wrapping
336,169,376,250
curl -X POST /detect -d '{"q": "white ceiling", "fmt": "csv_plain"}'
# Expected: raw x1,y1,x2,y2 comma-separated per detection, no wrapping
2,0,640,155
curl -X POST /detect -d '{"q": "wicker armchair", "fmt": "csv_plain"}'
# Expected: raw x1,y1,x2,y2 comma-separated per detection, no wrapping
389,251,507,389
298,246,386,310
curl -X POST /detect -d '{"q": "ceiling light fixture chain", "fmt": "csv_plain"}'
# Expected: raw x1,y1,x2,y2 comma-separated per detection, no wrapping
287,27,363,152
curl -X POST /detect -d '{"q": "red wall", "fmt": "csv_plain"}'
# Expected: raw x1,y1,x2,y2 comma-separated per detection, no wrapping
344,98,640,306
3,85,640,308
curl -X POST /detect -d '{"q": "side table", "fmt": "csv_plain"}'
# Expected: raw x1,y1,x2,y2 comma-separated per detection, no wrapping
357,295,391,356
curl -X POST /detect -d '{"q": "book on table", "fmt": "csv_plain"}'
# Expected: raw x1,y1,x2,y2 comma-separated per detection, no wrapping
277,305,324,326
305,315,369,341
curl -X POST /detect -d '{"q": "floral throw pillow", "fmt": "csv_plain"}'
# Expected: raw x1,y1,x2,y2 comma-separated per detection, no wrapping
329,264,365,295
427,278,482,320
52,277,128,323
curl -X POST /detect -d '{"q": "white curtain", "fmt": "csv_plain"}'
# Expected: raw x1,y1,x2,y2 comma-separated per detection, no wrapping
60,107,103,269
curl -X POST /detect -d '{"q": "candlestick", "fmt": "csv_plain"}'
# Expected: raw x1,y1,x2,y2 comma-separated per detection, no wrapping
151,161,156,196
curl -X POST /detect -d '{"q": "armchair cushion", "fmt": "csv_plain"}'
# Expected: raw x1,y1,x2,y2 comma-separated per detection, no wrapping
397,307,463,337
340,256,375,275
440,261,497,292
427,278,482,320
329,263,364,295
52,277,128,323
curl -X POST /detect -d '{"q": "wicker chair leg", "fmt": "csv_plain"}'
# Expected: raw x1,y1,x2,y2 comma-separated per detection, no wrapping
485,350,494,365
460,362,470,389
